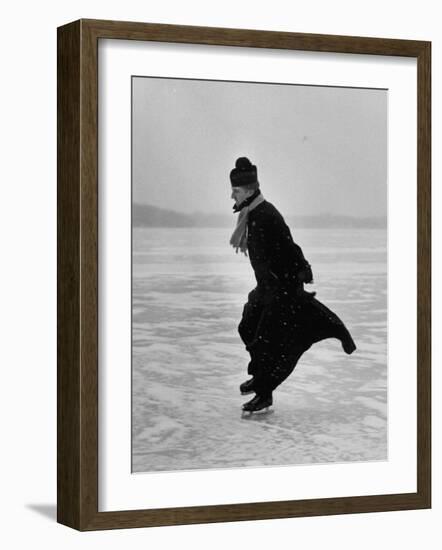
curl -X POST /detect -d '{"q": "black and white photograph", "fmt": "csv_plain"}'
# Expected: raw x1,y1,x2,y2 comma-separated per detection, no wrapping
2,0,436,544
131,76,388,473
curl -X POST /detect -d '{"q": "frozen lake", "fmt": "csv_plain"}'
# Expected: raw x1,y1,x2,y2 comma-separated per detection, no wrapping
132,226,387,473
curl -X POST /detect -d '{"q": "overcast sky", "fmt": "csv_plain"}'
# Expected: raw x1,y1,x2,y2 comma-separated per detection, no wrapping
132,77,387,218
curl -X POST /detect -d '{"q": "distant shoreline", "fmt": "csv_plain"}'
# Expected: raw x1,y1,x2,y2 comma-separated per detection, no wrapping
133,203,387,229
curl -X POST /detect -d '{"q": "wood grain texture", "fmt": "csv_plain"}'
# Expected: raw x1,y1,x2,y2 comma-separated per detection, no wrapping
79,20,100,529
416,42,431,506
83,18,427,56
83,492,429,531
57,18,431,531
57,20,81,529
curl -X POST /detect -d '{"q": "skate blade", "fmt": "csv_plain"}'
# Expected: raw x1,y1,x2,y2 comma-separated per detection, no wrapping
241,406,273,415
240,390,254,395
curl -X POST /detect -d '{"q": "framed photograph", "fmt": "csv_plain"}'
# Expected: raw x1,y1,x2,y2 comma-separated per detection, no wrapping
57,19,431,530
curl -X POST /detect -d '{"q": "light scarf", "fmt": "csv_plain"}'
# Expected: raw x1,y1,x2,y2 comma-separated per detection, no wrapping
230,194,265,255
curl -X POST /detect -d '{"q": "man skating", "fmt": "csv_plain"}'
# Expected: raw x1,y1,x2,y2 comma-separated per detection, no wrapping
229,157,356,413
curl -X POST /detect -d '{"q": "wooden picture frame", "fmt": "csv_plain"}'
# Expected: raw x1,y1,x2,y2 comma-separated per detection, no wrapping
57,18,431,531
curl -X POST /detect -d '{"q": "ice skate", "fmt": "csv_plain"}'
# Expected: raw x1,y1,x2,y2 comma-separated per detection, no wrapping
242,394,273,413
239,378,255,395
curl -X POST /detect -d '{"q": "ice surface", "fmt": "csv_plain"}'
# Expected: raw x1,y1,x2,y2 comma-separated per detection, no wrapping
132,227,387,472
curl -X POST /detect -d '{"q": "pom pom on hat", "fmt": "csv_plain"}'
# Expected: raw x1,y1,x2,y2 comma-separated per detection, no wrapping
235,157,252,170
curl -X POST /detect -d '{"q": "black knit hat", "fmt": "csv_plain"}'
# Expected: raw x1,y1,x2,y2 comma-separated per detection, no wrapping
230,157,258,187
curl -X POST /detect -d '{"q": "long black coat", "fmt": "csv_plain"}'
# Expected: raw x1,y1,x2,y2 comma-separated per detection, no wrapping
238,200,352,395
247,200,310,293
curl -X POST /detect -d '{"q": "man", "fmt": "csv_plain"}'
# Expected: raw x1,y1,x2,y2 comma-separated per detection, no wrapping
230,157,356,413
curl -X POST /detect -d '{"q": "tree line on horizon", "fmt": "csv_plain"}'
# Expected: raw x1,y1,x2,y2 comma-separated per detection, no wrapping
133,203,387,229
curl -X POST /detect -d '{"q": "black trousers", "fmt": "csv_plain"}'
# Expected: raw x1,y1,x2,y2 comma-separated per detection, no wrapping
238,286,348,396
238,287,310,396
